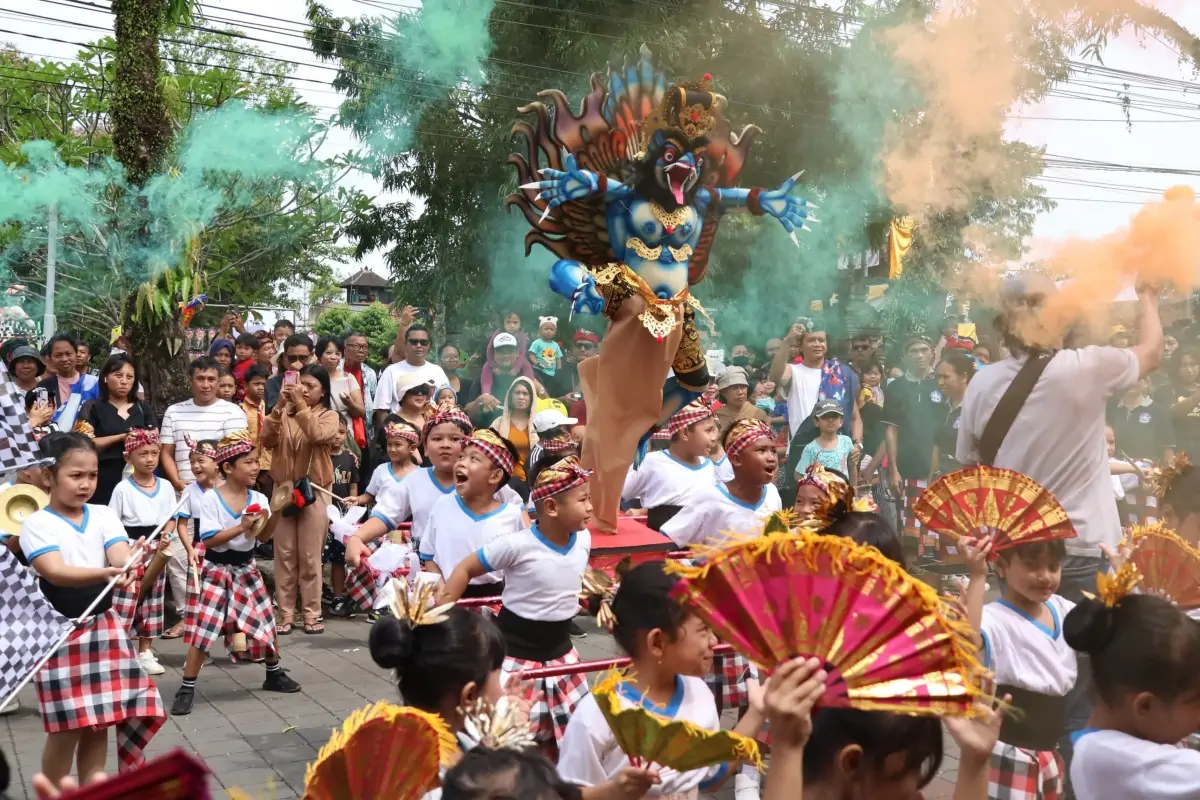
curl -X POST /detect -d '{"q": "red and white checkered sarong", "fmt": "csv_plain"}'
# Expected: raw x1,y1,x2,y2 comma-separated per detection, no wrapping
34,608,165,771
704,650,755,713
185,559,276,662
503,650,589,746
343,539,385,611
110,560,166,640
901,478,928,545
988,742,1064,800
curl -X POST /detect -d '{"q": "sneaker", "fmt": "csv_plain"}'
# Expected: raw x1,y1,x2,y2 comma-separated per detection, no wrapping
568,619,587,639
368,607,394,623
170,685,195,716
328,595,353,618
734,769,761,800
263,668,302,694
138,650,166,676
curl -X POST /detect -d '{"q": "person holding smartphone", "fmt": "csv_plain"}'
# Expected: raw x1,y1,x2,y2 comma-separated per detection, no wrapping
264,334,314,413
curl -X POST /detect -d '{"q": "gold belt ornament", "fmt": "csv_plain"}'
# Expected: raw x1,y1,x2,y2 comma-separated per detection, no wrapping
593,263,711,342
625,238,693,263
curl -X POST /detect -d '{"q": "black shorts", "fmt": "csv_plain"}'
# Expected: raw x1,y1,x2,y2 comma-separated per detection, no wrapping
323,531,346,566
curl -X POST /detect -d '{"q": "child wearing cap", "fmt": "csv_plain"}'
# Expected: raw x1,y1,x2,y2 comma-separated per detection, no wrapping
796,399,857,483
528,315,565,396
108,427,183,676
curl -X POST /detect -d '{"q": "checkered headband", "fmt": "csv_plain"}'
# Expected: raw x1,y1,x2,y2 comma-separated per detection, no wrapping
385,421,420,446
466,429,515,474
215,430,256,464
540,434,577,455
530,455,592,504
123,427,160,455
184,435,220,460
423,404,473,442
657,398,715,439
724,419,773,459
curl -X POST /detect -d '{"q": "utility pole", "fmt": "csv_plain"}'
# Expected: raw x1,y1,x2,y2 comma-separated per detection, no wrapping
43,204,57,340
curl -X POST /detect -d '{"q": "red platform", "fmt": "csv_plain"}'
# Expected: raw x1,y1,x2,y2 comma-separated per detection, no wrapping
586,515,674,570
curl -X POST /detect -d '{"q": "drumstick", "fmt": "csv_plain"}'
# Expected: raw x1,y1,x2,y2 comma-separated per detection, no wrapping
311,483,348,507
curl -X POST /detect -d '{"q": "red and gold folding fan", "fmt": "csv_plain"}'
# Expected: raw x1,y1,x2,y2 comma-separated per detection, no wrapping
1126,524,1200,610
302,702,458,800
591,671,762,773
669,531,987,717
913,466,1076,554
56,750,211,799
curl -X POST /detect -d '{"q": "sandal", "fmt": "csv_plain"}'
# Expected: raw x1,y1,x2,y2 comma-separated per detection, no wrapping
303,622,325,635
161,622,185,640
276,622,294,636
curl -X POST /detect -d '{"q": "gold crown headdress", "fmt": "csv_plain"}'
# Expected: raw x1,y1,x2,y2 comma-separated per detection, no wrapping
458,695,537,752
640,74,722,154
1149,451,1191,501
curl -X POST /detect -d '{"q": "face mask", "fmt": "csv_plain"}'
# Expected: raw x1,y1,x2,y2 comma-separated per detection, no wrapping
731,355,751,367
755,397,775,413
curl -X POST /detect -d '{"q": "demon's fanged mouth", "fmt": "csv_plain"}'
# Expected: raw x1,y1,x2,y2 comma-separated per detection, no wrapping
664,162,694,205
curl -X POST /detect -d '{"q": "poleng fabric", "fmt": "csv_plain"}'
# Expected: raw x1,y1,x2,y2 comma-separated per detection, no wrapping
34,609,165,771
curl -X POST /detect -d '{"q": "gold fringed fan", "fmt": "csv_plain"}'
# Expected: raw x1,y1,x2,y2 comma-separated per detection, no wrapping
303,703,458,800
592,671,762,773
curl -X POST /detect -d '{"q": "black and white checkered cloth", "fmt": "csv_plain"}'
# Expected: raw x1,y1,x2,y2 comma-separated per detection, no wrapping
0,361,38,474
0,548,73,709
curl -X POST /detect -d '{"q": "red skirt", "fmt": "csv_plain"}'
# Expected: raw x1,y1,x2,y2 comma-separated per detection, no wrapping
34,609,165,771
185,559,276,662
110,560,166,640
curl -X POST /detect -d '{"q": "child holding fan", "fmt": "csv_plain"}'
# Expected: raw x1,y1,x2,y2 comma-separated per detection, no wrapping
440,454,594,748
107,427,182,677
659,418,781,799
557,561,766,797
19,433,165,780
170,430,301,716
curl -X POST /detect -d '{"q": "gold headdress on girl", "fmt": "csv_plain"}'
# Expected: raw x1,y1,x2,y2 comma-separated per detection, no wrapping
1149,451,1192,501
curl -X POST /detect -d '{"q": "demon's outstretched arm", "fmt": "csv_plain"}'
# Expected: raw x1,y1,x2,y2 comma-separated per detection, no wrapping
520,153,631,217
702,173,816,245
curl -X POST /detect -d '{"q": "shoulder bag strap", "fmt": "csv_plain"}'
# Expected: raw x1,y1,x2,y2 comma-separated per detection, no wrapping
978,353,1055,466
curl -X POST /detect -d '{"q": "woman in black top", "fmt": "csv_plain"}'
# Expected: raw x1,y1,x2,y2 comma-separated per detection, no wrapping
79,353,157,504
1171,346,1200,456
929,350,976,480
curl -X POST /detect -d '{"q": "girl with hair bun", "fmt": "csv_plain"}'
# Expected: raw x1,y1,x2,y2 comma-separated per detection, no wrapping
1064,590,1200,798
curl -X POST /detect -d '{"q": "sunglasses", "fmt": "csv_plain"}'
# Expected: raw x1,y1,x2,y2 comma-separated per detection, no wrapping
576,342,597,350
285,354,308,363
405,385,432,396
407,338,431,346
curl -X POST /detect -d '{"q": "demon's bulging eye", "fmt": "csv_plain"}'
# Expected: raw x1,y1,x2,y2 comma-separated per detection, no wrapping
663,146,679,163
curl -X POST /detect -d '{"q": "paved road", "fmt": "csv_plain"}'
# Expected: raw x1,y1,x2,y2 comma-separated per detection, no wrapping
1,614,961,799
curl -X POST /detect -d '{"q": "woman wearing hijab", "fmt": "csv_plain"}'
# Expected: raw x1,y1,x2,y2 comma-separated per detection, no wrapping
489,375,538,498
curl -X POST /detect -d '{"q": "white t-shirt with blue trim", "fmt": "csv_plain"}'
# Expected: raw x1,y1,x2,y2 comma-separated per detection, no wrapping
620,450,717,509
979,594,1077,696
20,505,128,568
108,476,179,528
659,482,782,549
1071,728,1200,799
198,488,269,554
364,462,411,503
477,524,591,620
419,493,523,585
371,467,521,546
558,675,729,798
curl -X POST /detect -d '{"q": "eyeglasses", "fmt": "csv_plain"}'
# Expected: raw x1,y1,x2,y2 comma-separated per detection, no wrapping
345,342,368,351
407,338,430,346
576,342,597,351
